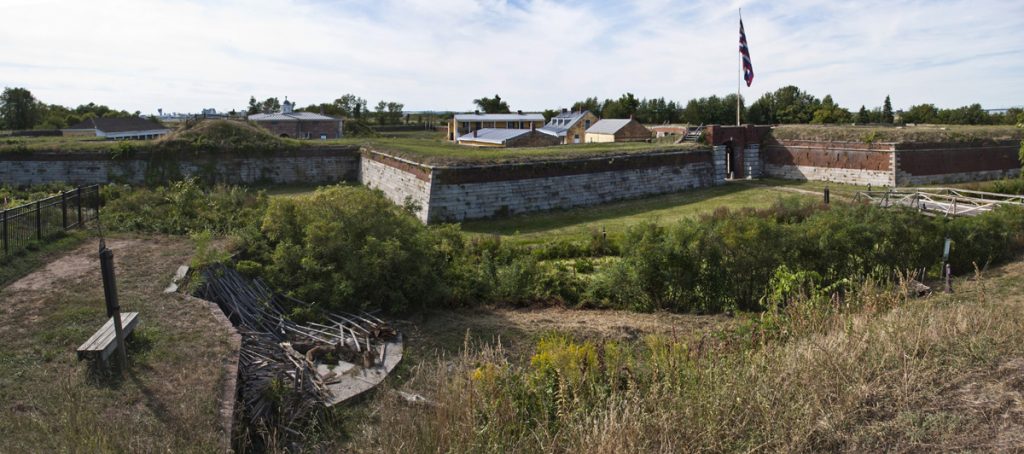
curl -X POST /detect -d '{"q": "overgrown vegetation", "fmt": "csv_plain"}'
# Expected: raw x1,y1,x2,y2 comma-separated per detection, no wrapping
352,261,1024,452
771,124,1023,143
98,182,1024,319
0,182,75,208
101,179,267,235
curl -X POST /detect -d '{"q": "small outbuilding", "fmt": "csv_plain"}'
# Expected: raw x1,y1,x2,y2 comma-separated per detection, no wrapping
63,117,170,140
456,128,561,148
539,109,599,144
585,118,651,143
248,99,343,139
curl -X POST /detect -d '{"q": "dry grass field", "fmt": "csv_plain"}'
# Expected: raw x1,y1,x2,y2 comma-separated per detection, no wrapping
0,235,236,452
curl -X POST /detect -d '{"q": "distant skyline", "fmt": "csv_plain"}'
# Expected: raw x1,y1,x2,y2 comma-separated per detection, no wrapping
2,0,1023,115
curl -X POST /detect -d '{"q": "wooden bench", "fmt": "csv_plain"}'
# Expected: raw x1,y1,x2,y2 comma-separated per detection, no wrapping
76,312,140,362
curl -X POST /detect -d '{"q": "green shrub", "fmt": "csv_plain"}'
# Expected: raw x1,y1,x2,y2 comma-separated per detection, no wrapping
250,186,449,313
101,178,267,235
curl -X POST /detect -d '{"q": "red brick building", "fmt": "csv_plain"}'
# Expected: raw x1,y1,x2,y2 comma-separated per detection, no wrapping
248,99,343,139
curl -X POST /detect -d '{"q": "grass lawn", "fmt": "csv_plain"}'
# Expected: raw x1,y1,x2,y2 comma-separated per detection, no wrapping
460,179,852,245
0,235,236,452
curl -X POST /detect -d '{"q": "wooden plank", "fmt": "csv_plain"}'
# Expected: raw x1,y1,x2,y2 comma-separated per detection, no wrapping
77,312,139,361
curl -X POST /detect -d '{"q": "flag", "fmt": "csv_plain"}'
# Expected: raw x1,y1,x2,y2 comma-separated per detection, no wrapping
739,19,754,87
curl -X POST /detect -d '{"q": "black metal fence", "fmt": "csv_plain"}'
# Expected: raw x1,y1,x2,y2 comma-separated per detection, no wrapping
1,185,100,256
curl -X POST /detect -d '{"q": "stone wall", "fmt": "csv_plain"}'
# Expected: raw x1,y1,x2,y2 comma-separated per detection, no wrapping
743,144,762,179
357,149,720,223
0,147,360,186
762,138,897,186
359,151,433,222
428,152,716,222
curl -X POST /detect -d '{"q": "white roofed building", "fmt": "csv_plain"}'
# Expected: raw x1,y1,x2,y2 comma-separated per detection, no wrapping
447,111,546,141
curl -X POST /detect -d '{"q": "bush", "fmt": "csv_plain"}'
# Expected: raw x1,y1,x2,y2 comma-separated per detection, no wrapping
587,201,1024,313
251,186,450,314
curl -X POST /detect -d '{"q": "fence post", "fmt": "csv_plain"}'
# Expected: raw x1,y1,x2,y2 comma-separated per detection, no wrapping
2,210,7,256
36,200,42,241
61,191,68,230
77,187,83,227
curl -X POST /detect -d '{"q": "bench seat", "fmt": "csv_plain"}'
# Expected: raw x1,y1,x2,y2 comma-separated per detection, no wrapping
76,312,139,362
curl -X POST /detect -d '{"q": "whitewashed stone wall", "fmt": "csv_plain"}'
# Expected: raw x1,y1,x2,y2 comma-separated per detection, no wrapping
428,162,715,222
359,155,433,222
712,146,727,185
762,163,896,187
743,144,762,179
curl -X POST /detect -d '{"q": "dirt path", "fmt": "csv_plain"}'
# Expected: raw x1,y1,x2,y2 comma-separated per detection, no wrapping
0,235,236,453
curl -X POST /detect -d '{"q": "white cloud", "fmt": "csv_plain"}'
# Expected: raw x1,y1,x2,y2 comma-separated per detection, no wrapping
0,0,1020,113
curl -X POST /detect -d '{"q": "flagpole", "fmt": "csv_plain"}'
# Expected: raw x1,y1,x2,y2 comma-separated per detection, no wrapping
737,8,742,126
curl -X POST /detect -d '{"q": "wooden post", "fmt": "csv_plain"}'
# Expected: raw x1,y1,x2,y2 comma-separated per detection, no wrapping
99,242,128,370
61,191,68,230
76,187,83,227
945,264,953,293
35,200,42,241
823,186,830,204
2,209,7,256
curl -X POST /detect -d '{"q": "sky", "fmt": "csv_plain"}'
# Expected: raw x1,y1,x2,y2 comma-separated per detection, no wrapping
2,0,1022,115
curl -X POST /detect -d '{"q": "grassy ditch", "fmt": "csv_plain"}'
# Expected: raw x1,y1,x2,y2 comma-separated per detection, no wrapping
348,257,1024,452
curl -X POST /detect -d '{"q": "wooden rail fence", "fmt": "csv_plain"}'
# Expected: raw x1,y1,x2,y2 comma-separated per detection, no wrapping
855,187,1024,217
1,185,100,256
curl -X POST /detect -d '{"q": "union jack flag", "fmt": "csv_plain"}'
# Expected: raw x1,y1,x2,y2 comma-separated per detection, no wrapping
739,19,754,87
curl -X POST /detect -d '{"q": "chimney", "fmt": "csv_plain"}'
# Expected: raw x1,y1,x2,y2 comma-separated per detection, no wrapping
474,110,480,115
562,108,567,114
629,114,634,120
473,129,478,138
319,105,325,115
517,110,523,115
531,122,536,131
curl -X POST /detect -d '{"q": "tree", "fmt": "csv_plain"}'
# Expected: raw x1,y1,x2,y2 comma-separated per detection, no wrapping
473,94,510,113
571,97,603,114
601,93,641,119
882,95,894,124
0,87,41,130
810,95,852,124
331,94,367,118
745,86,818,124
901,104,939,124
856,105,870,124
682,94,744,125
247,96,260,115
257,97,280,114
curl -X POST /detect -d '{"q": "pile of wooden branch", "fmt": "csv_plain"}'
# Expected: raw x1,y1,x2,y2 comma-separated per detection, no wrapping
237,329,331,439
192,264,402,447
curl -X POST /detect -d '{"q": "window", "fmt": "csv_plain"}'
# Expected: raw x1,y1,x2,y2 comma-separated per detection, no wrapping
508,121,517,128
585,119,592,129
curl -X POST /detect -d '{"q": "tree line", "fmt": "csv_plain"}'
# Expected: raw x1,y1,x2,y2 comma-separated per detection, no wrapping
0,87,141,131
248,94,407,125
476,89,1023,126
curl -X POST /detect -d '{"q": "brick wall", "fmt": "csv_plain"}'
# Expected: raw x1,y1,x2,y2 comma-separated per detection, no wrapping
0,147,361,186
762,138,897,186
760,136,1022,187
894,141,1022,185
